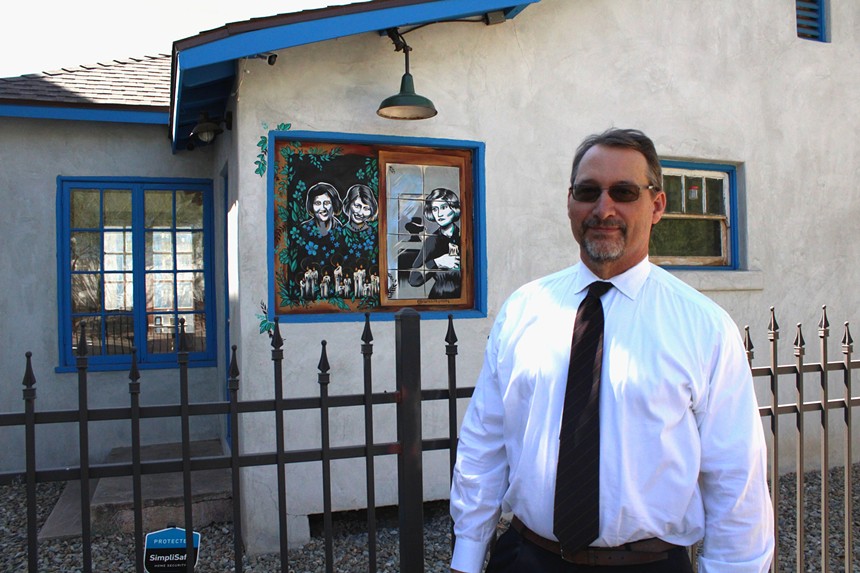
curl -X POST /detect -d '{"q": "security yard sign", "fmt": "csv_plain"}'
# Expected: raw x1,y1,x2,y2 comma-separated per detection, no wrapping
143,527,201,572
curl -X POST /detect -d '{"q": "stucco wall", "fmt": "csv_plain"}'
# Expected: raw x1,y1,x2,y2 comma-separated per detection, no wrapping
0,118,226,472
229,0,860,552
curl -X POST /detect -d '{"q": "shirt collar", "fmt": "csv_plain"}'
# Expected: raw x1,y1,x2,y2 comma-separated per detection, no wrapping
574,257,652,301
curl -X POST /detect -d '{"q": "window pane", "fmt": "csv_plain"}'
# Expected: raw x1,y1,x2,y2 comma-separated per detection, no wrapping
104,231,132,271
145,191,173,228
706,178,725,215
71,189,100,228
146,231,174,270
104,313,134,355
650,218,723,257
71,274,101,312
72,316,103,356
176,272,205,310
104,189,132,228
71,232,101,271
147,272,175,311
176,231,193,269
104,273,133,311
173,232,205,270
147,315,175,354
663,175,683,213
684,176,704,215
176,191,204,229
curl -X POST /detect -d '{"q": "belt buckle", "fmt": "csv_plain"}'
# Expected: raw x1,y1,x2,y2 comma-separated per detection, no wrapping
559,546,575,564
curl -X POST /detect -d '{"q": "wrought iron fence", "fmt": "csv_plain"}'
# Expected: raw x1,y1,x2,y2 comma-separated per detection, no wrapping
1,308,469,573
1,305,859,573
747,307,858,573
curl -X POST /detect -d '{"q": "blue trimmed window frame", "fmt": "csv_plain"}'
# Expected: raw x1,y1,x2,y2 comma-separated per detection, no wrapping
267,131,487,323
56,177,216,371
796,0,829,42
651,160,740,270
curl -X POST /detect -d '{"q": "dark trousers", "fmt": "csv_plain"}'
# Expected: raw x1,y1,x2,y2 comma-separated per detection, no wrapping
486,527,694,573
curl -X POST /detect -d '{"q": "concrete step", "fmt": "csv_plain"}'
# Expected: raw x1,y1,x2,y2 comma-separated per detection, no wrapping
39,439,232,540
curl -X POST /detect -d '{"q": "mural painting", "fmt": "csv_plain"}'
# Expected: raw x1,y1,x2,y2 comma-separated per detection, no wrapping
272,138,473,315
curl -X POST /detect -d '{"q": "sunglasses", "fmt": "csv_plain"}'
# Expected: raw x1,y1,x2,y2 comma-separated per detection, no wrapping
570,183,658,203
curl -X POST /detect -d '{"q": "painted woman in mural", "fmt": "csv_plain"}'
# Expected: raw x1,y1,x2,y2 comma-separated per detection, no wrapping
292,181,343,286
337,184,379,296
408,187,461,299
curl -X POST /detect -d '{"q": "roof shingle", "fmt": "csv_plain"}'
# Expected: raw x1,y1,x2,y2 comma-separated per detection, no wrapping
0,55,171,108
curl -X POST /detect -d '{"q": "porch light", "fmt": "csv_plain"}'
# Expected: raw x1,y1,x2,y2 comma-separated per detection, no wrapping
190,111,232,144
377,29,437,120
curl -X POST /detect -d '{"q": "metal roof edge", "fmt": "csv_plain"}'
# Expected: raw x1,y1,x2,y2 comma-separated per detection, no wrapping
169,0,538,150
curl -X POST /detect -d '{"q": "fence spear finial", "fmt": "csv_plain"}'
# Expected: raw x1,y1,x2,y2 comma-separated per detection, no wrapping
178,318,189,352
361,313,373,345
271,317,284,350
743,326,754,360
818,305,829,335
794,323,805,354
76,322,89,357
843,322,853,351
229,344,240,380
317,340,330,386
22,351,36,388
768,306,779,335
445,314,458,346
128,347,140,385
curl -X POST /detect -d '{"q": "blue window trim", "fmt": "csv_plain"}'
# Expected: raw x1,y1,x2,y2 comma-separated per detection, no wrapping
796,0,829,42
657,160,739,271
266,130,487,323
56,176,217,372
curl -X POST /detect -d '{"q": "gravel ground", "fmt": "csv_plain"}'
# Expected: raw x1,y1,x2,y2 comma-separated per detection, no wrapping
2,465,859,572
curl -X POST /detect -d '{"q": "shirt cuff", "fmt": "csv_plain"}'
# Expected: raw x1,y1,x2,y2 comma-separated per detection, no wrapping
451,537,489,573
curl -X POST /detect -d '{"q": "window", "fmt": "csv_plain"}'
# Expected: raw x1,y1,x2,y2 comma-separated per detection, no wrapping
649,162,738,268
58,178,215,369
270,132,486,320
796,0,828,42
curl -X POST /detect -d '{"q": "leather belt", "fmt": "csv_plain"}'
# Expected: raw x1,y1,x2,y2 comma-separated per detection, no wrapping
510,516,681,566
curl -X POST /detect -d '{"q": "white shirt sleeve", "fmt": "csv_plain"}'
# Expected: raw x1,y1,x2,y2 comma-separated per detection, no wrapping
449,317,510,573
695,318,774,572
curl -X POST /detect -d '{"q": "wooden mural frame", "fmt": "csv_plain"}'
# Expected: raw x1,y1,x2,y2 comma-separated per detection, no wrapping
271,134,474,316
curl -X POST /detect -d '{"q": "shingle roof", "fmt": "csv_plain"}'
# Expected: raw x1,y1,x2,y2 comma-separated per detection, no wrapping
0,54,170,110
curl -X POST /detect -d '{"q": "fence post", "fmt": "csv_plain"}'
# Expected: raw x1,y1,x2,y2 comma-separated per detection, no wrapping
395,308,424,573
270,319,289,571
128,349,144,573
76,324,93,573
22,352,38,573
228,345,244,573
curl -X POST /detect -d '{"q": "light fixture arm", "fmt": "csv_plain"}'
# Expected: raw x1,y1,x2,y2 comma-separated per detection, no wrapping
385,28,414,74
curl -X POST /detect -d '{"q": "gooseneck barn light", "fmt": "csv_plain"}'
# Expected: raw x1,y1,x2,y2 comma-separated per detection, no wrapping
377,28,437,120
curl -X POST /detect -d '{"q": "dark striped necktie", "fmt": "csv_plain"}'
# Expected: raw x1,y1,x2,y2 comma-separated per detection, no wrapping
553,280,612,552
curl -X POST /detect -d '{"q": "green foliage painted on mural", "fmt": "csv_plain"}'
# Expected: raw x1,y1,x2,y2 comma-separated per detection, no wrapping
255,123,292,177
255,136,268,177
256,301,275,336
356,158,379,190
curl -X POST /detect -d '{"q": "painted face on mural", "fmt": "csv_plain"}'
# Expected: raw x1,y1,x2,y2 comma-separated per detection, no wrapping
349,197,373,228
313,194,334,223
568,145,665,278
431,201,455,228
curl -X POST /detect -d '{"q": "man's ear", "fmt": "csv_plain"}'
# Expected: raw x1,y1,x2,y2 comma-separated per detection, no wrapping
651,190,667,225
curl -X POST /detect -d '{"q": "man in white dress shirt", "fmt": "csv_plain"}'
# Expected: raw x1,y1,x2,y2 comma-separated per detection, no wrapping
450,128,774,572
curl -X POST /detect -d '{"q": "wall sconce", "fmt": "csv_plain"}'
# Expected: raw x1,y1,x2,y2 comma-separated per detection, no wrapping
377,28,437,120
190,111,232,144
